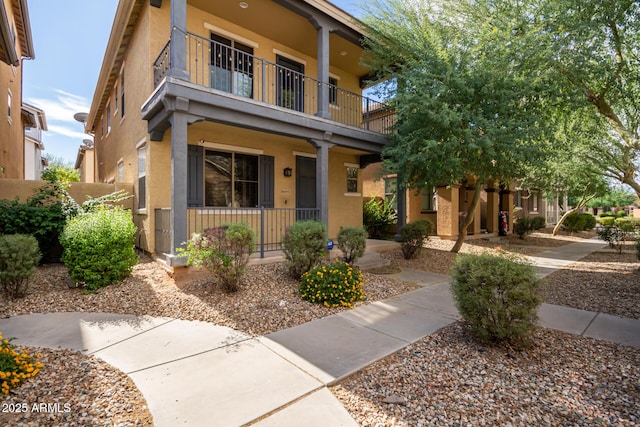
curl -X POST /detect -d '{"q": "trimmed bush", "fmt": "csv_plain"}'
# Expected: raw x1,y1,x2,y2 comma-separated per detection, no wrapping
178,224,254,292
0,182,67,263
530,216,546,230
581,213,597,230
363,197,397,239
299,261,365,308
0,234,41,298
400,220,433,259
616,210,628,217
562,213,595,233
337,227,367,264
599,216,616,227
513,217,533,239
60,207,138,291
282,220,327,278
615,217,640,232
450,252,541,346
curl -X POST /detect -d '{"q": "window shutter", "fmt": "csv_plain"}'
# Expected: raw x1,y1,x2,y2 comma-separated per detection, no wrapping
188,145,203,207
259,155,274,208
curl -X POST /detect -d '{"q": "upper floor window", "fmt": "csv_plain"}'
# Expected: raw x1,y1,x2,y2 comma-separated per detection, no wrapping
210,33,254,98
138,146,146,210
113,83,118,114
120,70,125,118
117,160,124,182
106,104,111,134
329,77,338,105
7,90,11,121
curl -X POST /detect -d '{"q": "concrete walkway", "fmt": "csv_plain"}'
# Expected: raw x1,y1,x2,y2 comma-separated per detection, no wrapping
0,237,638,426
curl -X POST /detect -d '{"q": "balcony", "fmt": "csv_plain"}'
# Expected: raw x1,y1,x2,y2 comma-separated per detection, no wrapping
153,30,395,135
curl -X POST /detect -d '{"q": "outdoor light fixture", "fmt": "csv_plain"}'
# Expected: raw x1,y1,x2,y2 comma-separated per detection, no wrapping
239,2,249,8
283,167,292,177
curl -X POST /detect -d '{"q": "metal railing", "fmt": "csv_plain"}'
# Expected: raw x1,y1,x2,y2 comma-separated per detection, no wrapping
154,207,320,257
153,30,396,134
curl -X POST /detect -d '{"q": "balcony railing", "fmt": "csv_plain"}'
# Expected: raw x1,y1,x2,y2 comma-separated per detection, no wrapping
153,30,396,134
155,207,320,258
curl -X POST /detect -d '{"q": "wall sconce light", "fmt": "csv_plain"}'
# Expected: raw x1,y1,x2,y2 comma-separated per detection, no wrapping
283,167,292,177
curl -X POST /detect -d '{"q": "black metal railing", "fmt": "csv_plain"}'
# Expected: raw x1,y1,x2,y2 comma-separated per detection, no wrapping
154,207,320,257
152,30,396,134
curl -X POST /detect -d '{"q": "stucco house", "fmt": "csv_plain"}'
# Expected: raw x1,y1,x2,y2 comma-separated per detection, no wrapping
0,0,34,180
22,102,47,180
86,0,394,263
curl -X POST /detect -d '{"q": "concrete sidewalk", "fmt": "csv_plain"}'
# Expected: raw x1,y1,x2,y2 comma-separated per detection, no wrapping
0,237,638,426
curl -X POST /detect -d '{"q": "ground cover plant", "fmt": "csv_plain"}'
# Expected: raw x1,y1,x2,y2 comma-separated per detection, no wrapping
299,261,365,308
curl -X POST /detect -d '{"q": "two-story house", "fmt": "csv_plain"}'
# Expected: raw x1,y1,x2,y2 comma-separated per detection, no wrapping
22,102,47,180
0,0,34,179
86,0,394,264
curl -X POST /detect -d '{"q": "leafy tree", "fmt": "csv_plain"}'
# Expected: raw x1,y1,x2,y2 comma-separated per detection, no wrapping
361,0,551,252
586,188,637,211
522,1,640,198
41,163,80,182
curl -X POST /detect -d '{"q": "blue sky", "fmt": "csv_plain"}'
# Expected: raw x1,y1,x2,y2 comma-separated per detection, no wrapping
23,0,361,165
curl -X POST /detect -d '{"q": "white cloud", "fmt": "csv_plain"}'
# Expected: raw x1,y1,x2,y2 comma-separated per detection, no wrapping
26,89,90,124
45,125,88,140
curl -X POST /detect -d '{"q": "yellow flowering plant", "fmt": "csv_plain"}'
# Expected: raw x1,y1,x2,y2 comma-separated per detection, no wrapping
299,261,365,309
0,332,43,395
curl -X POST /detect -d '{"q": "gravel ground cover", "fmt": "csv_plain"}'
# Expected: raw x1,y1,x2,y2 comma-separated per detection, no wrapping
2,228,638,426
332,323,640,427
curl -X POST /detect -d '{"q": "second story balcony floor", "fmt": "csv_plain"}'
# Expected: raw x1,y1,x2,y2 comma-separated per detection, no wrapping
151,28,395,140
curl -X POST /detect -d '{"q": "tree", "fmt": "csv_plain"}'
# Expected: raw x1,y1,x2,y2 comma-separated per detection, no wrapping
361,0,551,252
41,154,80,183
525,1,640,198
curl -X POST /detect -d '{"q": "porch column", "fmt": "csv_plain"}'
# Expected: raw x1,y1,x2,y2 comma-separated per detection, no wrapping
436,184,460,239
316,25,331,119
169,0,190,81
485,187,499,233
309,138,334,227
169,107,189,255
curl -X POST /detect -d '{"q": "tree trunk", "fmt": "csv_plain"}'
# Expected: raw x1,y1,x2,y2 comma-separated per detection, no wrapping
451,180,483,253
552,186,596,235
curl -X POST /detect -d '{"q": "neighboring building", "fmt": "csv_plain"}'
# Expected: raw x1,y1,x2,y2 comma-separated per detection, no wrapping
363,162,515,239
86,0,394,262
74,142,95,183
0,0,34,179
22,102,47,180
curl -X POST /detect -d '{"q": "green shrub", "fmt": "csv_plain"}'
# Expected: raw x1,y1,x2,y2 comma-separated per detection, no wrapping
451,253,542,346
0,182,67,263
615,217,640,232
513,217,533,239
60,207,138,291
599,216,616,226
400,220,433,259
562,212,595,233
616,210,628,217
530,216,546,230
178,224,255,292
299,261,365,308
337,227,367,264
597,225,625,253
282,220,327,278
363,197,397,239
0,234,41,298
0,331,43,395
603,211,615,217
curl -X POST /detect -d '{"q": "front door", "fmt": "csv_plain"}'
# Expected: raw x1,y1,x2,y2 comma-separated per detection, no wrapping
276,55,305,112
296,156,316,220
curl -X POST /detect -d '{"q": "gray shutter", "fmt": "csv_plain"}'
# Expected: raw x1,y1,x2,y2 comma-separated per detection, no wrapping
188,145,203,207
259,155,274,208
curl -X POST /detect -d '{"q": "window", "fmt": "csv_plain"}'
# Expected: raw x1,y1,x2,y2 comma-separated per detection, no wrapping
346,166,359,193
7,90,11,121
138,147,146,210
120,70,125,118
421,186,436,211
117,160,124,182
329,77,338,105
106,104,111,134
384,177,397,210
113,83,118,114
532,191,538,212
210,33,254,98
205,150,258,207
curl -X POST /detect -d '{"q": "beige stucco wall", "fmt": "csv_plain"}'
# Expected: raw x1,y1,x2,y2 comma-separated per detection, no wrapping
0,179,133,210
0,0,25,180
